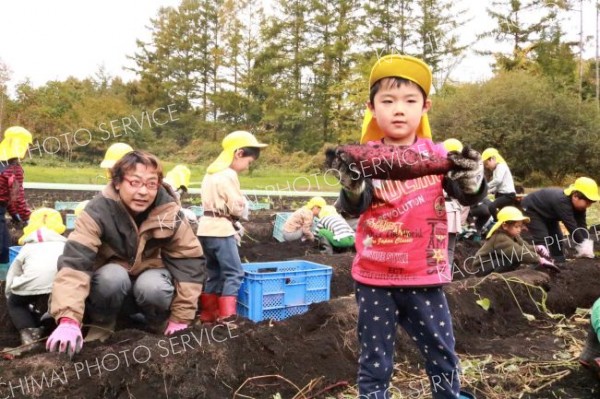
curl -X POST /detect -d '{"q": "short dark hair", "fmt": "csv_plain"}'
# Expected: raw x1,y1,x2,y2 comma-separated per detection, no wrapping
239,147,261,160
111,150,163,186
369,77,427,105
572,190,591,201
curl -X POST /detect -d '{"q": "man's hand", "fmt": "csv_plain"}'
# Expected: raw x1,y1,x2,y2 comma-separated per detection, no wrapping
447,146,484,194
46,317,83,358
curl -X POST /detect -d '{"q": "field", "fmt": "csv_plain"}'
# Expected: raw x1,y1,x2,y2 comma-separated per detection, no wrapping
0,189,599,398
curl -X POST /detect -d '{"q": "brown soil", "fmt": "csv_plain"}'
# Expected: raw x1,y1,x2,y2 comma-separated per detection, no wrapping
0,190,599,398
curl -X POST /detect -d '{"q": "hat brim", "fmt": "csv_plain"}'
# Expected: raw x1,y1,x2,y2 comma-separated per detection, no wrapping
207,150,235,174
369,55,432,96
564,186,600,201
486,216,530,239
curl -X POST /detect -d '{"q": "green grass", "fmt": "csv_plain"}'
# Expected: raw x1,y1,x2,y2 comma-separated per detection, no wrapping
23,161,341,192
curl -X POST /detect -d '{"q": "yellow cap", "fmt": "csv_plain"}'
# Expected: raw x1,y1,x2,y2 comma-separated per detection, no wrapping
101,143,133,169
443,138,463,153
0,126,33,161
74,200,89,217
19,208,65,245
306,196,326,210
361,55,432,144
564,177,600,201
486,206,530,239
481,148,506,164
318,205,338,218
164,165,191,190
207,131,267,174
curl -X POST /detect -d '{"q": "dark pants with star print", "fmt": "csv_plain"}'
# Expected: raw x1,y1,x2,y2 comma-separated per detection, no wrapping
355,283,460,399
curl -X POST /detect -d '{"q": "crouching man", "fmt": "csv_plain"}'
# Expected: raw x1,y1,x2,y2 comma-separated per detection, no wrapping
46,151,205,357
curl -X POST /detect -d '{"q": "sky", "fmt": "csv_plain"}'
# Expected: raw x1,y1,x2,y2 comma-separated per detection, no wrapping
0,0,598,96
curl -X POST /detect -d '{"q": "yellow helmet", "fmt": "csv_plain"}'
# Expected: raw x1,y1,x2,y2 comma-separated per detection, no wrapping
564,177,600,201
19,208,65,245
100,143,133,169
164,165,191,190
0,126,33,161
74,200,89,217
207,131,267,174
481,148,506,163
306,196,326,210
318,205,338,218
443,138,463,153
486,206,530,239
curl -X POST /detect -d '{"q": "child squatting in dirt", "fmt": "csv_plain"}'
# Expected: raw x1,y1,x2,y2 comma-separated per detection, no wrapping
469,206,558,276
332,54,487,399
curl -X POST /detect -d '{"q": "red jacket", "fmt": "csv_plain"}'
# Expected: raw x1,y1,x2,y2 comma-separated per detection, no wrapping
0,161,31,222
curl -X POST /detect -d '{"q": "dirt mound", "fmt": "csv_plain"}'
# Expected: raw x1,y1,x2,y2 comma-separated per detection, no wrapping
2,258,600,398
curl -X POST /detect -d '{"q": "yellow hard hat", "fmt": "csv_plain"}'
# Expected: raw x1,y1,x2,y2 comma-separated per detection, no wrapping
443,138,463,153
361,55,432,144
486,206,530,239
481,148,506,163
207,131,267,174
19,208,65,245
319,205,338,219
74,200,89,217
564,177,600,201
164,165,191,190
0,126,33,161
100,143,133,169
306,196,326,210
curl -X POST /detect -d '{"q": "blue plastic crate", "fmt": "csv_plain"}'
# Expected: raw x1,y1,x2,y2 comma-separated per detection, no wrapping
189,206,204,217
54,201,81,211
9,246,22,265
1,246,22,280
66,214,77,229
248,201,271,211
237,260,332,322
272,212,293,242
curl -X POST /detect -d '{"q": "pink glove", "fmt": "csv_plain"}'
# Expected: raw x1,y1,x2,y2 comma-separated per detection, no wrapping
164,320,188,336
535,245,550,258
539,257,560,272
46,317,83,357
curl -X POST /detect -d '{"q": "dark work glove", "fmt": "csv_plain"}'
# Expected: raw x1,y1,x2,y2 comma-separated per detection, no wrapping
329,152,365,194
447,146,484,195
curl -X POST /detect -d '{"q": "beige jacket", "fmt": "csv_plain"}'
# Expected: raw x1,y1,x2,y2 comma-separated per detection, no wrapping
197,168,246,237
283,207,315,240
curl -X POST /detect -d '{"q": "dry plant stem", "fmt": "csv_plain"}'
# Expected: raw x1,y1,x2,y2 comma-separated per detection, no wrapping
233,374,307,399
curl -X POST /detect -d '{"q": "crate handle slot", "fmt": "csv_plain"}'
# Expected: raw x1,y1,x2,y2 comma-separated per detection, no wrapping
257,267,278,273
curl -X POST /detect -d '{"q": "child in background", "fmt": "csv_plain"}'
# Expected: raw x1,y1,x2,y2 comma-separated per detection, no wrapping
521,177,599,263
4,210,66,356
0,126,32,269
197,131,267,325
471,206,558,276
443,139,468,266
316,205,355,254
333,54,486,399
481,148,516,219
282,196,326,242
579,297,600,379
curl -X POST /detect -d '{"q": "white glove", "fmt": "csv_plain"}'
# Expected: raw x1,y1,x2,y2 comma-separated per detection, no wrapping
575,239,595,258
241,198,250,221
181,208,197,224
233,221,245,237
